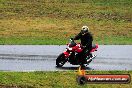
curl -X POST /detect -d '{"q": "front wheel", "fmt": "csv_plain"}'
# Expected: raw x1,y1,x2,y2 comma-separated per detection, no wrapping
56,53,66,67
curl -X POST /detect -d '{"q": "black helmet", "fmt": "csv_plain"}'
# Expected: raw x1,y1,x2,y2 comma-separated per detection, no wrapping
81,26,89,34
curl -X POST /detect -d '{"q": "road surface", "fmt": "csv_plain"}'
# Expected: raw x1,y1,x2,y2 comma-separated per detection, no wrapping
0,45,132,71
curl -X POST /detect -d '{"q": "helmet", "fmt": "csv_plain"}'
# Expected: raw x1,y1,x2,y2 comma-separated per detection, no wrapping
81,26,89,34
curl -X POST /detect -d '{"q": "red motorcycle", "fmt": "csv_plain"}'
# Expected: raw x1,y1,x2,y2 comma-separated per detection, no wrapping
56,39,98,67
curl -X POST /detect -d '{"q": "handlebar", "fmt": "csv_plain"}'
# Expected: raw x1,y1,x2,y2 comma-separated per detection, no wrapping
70,38,74,41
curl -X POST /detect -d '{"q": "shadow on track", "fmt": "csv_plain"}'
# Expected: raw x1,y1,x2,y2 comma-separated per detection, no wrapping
56,66,93,70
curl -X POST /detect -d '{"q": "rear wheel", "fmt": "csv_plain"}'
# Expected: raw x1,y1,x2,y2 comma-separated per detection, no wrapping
56,53,66,67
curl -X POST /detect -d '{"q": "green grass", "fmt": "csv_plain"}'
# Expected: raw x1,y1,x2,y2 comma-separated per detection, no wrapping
0,37,66,45
0,0,131,45
0,36,131,45
0,71,131,88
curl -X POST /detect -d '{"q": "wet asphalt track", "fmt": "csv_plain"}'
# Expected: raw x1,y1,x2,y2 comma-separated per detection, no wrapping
0,45,132,71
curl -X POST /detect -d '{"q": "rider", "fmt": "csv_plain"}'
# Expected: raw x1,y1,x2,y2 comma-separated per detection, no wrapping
73,26,94,62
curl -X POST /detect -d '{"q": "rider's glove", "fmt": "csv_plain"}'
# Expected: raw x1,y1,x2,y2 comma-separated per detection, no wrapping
70,38,74,40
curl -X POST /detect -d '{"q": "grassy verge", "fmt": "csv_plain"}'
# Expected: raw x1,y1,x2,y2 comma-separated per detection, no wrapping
0,71,131,88
0,0,132,45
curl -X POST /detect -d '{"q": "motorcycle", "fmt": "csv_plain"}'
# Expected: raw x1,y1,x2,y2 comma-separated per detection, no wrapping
56,39,98,67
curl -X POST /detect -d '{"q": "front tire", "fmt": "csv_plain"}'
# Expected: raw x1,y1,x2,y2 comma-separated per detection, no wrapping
56,53,66,67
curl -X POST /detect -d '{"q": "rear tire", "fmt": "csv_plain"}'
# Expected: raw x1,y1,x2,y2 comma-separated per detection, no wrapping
56,53,66,67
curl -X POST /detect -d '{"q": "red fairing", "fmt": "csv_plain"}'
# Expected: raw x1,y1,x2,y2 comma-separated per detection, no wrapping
63,51,70,58
72,44,83,53
90,44,98,52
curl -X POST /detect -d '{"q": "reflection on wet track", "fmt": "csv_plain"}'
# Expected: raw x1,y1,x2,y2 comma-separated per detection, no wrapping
0,55,132,71
0,54,57,60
